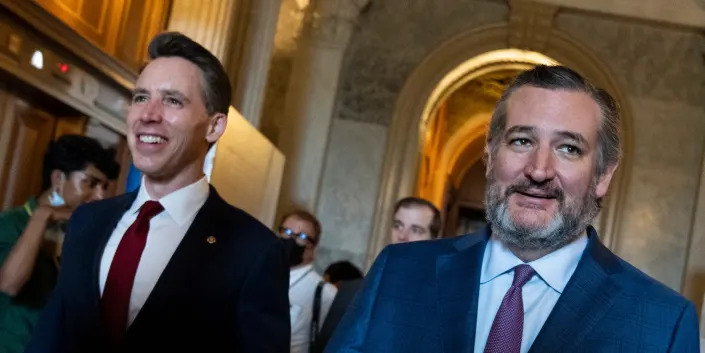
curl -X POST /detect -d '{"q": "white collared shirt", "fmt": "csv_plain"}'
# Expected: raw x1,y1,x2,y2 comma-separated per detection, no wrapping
289,264,337,353
474,234,588,353
99,176,209,325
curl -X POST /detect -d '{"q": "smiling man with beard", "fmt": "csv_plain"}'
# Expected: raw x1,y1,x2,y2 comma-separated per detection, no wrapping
326,65,699,353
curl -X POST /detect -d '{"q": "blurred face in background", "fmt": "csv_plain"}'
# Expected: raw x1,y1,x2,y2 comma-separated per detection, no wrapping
391,206,434,244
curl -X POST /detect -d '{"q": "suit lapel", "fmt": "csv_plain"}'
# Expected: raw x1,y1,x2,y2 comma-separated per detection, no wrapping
126,187,224,335
436,229,489,353
528,230,623,353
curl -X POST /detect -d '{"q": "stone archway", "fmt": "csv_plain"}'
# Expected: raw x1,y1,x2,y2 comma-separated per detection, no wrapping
366,23,634,267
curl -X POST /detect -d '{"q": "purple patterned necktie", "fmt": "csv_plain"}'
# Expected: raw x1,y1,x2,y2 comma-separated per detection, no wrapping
484,264,536,353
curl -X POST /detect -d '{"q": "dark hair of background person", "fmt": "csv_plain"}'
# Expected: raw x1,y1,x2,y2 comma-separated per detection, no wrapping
393,197,442,238
147,31,232,116
280,209,322,240
487,64,620,176
324,261,363,283
41,134,120,190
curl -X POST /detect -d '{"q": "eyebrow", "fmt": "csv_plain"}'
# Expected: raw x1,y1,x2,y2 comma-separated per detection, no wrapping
130,88,191,104
159,89,190,104
555,131,587,146
504,125,536,138
505,126,587,146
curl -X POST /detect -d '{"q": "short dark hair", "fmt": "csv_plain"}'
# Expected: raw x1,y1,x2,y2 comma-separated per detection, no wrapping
42,135,120,190
147,32,231,116
487,65,621,176
324,261,363,283
280,209,322,241
393,197,442,238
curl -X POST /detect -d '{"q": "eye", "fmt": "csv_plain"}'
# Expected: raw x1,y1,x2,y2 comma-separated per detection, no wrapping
557,144,582,155
164,96,183,108
411,226,425,234
510,138,531,147
131,94,147,104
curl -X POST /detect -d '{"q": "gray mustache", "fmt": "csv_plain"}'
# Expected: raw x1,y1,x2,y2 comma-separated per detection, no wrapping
504,180,565,203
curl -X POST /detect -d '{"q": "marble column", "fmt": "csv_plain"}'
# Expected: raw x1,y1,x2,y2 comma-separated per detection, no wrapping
277,0,369,213
166,0,237,62
167,0,282,127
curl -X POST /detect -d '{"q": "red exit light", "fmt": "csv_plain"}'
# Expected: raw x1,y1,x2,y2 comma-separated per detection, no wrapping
57,63,69,73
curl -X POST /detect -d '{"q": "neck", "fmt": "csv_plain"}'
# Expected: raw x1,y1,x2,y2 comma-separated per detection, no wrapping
502,230,588,263
144,163,205,199
506,245,554,262
292,260,313,270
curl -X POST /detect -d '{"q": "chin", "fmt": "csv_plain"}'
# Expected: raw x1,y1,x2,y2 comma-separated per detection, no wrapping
510,211,554,231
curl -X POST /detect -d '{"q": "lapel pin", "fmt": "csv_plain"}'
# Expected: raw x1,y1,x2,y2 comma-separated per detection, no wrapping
206,236,217,244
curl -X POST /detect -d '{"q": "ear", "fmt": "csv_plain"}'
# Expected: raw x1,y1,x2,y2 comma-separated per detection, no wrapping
50,169,65,189
483,144,493,178
595,163,618,198
205,112,228,144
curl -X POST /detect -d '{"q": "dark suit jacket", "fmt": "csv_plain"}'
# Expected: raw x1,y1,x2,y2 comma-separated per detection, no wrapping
326,226,699,353
25,186,290,353
311,279,364,353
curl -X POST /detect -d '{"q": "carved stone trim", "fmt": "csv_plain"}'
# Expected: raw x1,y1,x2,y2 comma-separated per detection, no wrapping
508,0,558,52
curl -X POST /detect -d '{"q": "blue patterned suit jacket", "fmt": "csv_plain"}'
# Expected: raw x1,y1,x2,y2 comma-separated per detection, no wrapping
326,226,699,353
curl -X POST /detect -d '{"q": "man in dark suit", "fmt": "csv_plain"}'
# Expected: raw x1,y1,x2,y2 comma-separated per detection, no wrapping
326,65,699,352
25,32,290,353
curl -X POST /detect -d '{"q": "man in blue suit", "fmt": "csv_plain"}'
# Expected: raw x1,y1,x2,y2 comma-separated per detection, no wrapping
326,65,699,352
25,32,290,352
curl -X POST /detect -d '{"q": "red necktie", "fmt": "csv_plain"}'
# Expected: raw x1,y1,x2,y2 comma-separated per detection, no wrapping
101,200,163,341
484,264,536,353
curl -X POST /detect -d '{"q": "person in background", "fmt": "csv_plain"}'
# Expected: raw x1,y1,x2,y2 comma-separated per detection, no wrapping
278,210,337,353
323,261,363,289
0,134,119,353
311,261,364,353
391,197,442,243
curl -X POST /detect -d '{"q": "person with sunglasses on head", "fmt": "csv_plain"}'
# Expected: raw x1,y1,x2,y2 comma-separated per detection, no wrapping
277,210,337,353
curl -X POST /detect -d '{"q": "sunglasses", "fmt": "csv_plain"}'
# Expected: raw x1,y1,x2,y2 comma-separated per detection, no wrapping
278,227,317,245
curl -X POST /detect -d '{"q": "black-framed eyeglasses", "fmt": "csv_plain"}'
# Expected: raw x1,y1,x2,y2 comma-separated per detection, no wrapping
278,226,317,245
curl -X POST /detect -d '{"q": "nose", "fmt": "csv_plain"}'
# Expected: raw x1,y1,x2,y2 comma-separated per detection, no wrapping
524,144,556,183
139,98,163,123
91,186,106,201
397,228,410,242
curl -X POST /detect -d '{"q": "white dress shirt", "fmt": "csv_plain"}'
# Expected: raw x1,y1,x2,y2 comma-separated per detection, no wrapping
289,264,337,353
99,176,209,325
474,234,588,353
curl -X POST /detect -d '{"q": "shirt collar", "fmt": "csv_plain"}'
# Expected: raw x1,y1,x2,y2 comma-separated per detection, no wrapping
480,233,588,294
130,176,210,226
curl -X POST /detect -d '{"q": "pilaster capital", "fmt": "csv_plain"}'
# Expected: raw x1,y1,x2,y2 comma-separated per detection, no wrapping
508,0,558,52
302,0,370,47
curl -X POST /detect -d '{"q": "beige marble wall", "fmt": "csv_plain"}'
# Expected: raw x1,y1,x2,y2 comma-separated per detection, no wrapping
314,119,387,271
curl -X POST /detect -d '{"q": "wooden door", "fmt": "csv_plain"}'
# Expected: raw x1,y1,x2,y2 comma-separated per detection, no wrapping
0,86,56,210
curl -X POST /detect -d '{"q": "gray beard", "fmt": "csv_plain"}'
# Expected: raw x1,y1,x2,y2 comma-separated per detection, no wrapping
484,175,600,252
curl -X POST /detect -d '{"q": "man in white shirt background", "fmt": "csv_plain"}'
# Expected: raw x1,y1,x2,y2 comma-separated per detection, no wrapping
278,210,337,353
26,32,290,353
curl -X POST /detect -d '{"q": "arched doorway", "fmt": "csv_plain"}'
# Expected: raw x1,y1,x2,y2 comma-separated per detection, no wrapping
366,24,633,268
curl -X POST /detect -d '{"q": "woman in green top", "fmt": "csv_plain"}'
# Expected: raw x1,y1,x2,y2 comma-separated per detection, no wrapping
0,135,118,353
